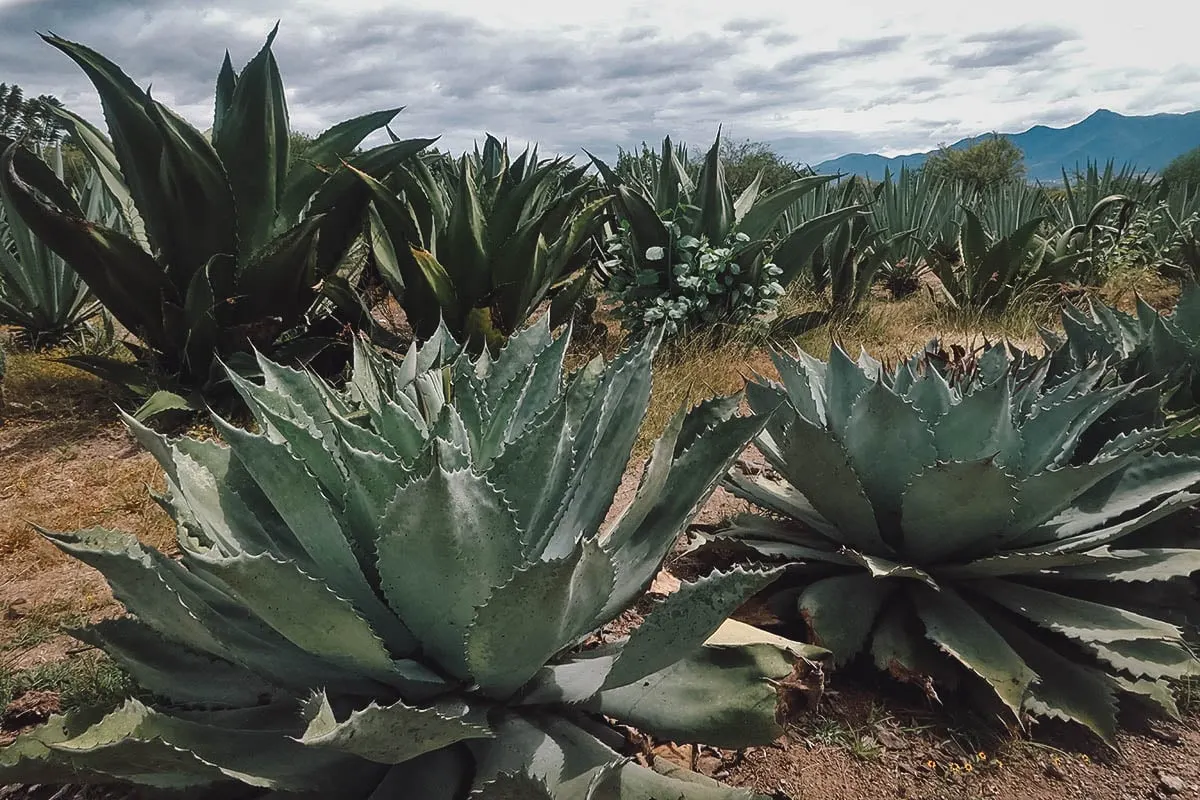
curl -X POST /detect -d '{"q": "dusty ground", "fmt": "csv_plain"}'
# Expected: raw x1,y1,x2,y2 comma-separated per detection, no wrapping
1,280,1195,799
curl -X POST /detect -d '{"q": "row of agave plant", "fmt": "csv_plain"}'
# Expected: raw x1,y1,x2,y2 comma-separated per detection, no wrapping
5,27,1200,423
0,28,621,420
602,138,1200,329
4,27,1200,795
6,280,1200,797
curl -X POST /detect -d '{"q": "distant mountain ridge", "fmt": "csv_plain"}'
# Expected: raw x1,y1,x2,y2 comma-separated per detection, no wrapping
813,109,1200,182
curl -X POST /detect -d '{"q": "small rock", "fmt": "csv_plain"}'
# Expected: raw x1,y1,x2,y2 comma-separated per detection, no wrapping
735,457,762,476
1042,760,1067,780
2,598,27,620
648,570,682,596
876,725,907,750
1157,773,1185,795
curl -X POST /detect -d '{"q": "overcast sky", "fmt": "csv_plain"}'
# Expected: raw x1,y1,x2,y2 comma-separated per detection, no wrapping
0,0,1196,164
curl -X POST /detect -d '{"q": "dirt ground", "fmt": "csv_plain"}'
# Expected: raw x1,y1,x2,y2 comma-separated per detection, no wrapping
3,284,1199,800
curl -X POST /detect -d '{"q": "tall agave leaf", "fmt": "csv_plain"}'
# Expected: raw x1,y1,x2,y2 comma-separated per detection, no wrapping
0,318,823,798
870,167,946,297
0,138,103,345
718,341,1200,742
365,137,609,350
928,207,1049,312
0,29,432,415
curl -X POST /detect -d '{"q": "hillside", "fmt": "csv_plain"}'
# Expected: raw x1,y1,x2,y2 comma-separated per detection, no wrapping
813,108,1200,181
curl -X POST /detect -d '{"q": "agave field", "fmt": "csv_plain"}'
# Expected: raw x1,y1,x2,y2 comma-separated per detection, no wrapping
6,26,1200,800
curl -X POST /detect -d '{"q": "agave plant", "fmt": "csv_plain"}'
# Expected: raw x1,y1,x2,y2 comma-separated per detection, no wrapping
1038,164,1148,285
611,136,697,210
1052,161,1158,225
591,132,859,336
361,135,608,351
869,167,950,297
1154,182,1200,278
715,341,1200,741
806,179,911,317
1036,284,1200,436
974,180,1049,239
0,138,106,346
0,29,433,414
928,206,1058,312
0,317,819,798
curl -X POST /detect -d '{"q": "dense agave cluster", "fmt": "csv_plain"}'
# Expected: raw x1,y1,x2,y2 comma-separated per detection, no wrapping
591,132,855,338
364,135,609,348
0,138,109,345
0,318,819,798
720,342,1200,740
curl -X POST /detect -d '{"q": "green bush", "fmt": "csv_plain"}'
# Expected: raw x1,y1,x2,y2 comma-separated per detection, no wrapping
923,134,1025,193
1163,145,1200,190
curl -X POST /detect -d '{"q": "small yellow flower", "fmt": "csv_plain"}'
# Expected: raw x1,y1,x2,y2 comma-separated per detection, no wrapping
963,763,974,773
948,764,961,773
977,752,987,761
926,760,937,770
995,759,1004,768
1081,755,1090,763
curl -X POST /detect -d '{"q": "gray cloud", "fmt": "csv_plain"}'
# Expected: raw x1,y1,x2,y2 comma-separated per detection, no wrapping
0,1,1189,168
776,35,908,72
944,25,1075,70
762,31,798,47
0,0,832,159
722,17,771,34
733,35,908,95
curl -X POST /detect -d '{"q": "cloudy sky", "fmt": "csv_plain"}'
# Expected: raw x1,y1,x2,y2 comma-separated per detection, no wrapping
0,0,1196,164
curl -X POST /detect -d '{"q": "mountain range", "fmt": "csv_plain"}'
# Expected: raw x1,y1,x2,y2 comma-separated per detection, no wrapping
812,109,1200,182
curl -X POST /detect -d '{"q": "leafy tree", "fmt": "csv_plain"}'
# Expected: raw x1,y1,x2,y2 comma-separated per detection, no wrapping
714,137,810,196
1162,145,1200,189
614,136,809,199
288,129,315,169
923,133,1026,192
0,83,65,147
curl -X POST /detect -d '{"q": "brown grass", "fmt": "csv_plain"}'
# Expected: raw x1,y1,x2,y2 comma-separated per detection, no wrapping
0,344,173,655
572,288,1066,458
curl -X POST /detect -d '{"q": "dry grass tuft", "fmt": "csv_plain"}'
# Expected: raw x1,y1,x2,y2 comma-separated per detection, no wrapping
2,346,130,424
1,346,172,627
1091,266,1179,312
571,289,1073,458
